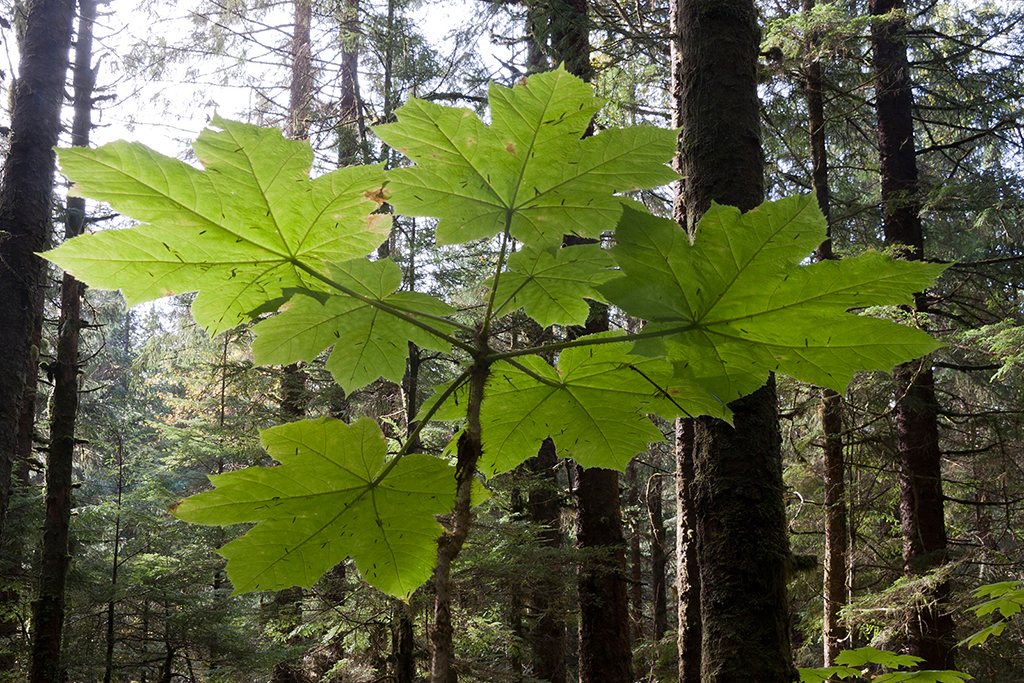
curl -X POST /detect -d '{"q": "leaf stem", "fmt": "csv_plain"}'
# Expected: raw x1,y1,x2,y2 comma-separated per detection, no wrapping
480,211,514,341
500,358,563,390
293,260,477,355
371,367,473,486
485,322,700,362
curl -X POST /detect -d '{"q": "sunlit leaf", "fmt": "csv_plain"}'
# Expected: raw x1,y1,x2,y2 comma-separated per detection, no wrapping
44,116,388,334
375,67,678,248
172,417,454,599
252,258,455,391
601,197,946,401
491,243,616,327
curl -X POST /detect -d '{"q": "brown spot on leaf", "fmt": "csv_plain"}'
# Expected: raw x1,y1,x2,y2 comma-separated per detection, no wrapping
506,142,516,154
364,186,390,206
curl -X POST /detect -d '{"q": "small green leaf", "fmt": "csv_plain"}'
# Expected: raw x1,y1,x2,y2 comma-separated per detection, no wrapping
172,417,454,599
252,258,455,391
875,670,972,683
491,243,616,327
478,336,727,476
963,621,1007,648
44,117,388,335
798,666,861,683
375,67,678,248
834,646,922,669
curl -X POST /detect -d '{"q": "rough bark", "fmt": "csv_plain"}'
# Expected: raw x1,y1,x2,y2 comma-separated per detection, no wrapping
871,0,953,669
525,438,567,683
803,0,848,663
392,601,416,683
649,473,668,641
337,0,364,165
429,361,488,683
574,463,632,683
25,2,91,681
674,418,701,683
549,8,632,680
0,0,76,547
271,12,314,670
820,387,847,665
564,299,632,683
288,0,312,139
672,1,795,681
627,462,644,643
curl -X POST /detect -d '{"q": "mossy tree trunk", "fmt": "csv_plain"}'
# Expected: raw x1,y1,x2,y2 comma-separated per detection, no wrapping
672,1,796,682
0,0,76,548
549,4,633,679
870,0,953,669
803,0,849,665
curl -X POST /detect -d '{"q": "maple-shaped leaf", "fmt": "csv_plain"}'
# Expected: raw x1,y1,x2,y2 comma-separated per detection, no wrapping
252,258,456,391
798,667,861,683
874,673,972,683
374,67,678,248
491,243,616,327
600,197,946,401
43,116,388,334
172,417,454,599
474,336,728,476
835,647,922,669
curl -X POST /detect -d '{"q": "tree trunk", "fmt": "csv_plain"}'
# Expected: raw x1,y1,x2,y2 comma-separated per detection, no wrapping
270,13,316,678
549,6,632,681
337,0,364,165
0,0,76,546
871,0,953,669
574,463,632,683
627,462,644,643
429,362,487,683
649,473,668,642
674,418,700,683
393,601,416,683
803,0,848,664
672,0,795,681
27,2,94,681
526,438,567,683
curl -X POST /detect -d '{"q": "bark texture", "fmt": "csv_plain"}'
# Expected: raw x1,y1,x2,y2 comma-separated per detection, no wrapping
0,0,76,546
526,438,567,683
31,3,99,681
672,1,796,681
649,473,668,641
549,6,632,679
803,0,848,663
871,0,953,669
627,462,644,643
429,362,487,683
337,0,364,165
574,463,632,683
674,418,701,683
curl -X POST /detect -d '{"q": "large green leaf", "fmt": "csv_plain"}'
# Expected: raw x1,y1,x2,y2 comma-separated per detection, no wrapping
172,417,454,599
252,258,456,391
601,197,946,401
44,116,388,334
491,243,616,327
475,336,728,476
375,67,678,248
